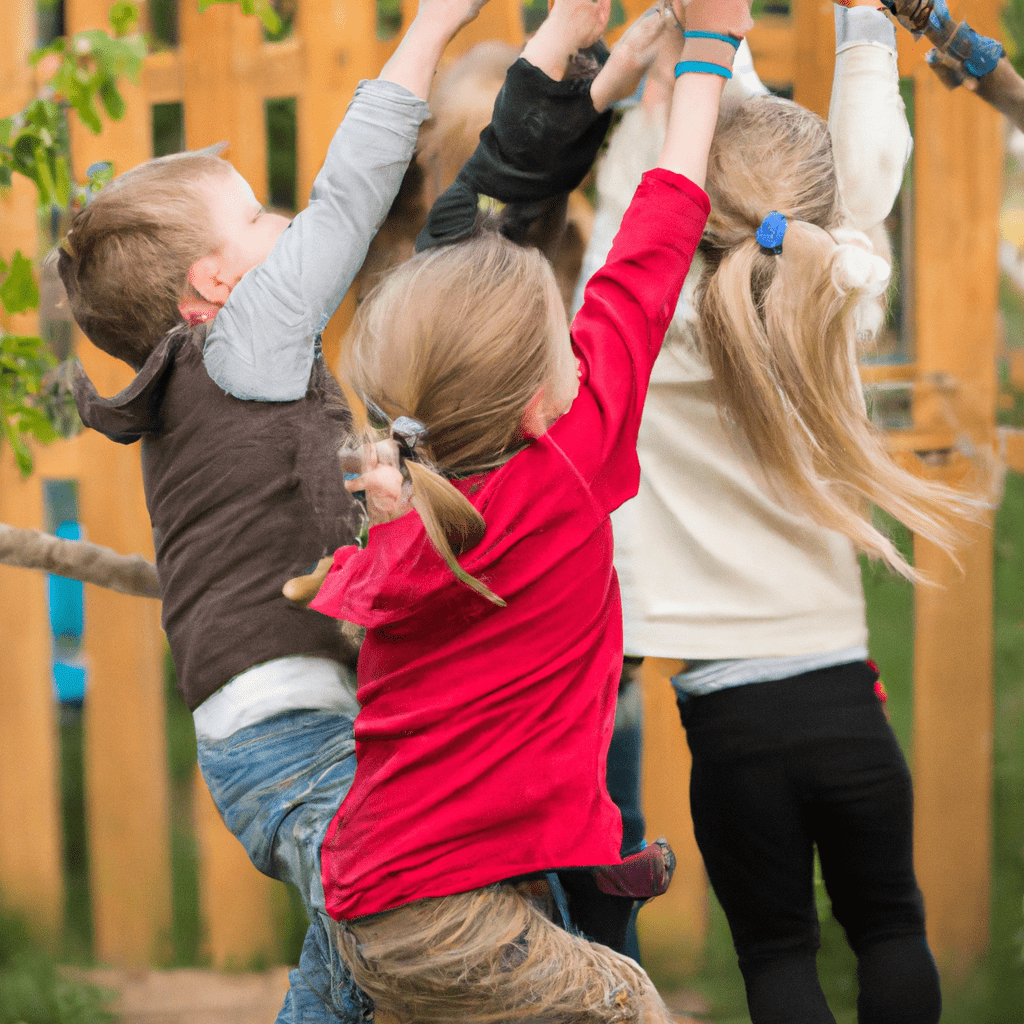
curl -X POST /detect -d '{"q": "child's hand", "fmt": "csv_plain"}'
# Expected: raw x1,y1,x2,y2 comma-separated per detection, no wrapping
282,556,334,606
343,440,411,527
590,1,684,112
415,0,494,34
521,0,612,81
681,0,754,40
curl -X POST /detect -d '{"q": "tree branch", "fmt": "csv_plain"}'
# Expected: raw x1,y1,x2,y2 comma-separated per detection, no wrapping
0,522,160,599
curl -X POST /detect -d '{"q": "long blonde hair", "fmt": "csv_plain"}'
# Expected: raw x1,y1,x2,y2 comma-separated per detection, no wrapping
697,97,973,579
344,229,569,605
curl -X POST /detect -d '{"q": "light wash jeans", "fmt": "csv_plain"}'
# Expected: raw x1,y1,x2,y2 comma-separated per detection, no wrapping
196,709,370,1024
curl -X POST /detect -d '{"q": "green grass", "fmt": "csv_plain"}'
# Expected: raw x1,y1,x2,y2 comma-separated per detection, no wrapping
0,905,116,1024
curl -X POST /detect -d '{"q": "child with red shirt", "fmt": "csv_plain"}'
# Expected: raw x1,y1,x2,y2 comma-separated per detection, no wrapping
303,0,756,1019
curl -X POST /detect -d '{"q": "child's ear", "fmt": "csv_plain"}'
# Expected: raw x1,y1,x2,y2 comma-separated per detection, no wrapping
520,386,549,439
186,254,231,307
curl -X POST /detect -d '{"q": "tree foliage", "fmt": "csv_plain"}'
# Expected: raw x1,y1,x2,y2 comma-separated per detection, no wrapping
0,2,144,475
0,1,270,477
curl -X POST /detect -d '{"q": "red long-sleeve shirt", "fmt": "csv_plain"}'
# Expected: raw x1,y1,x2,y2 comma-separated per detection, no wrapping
311,169,710,920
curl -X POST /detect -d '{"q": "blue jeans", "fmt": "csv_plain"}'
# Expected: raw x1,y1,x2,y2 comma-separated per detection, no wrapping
196,709,371,1024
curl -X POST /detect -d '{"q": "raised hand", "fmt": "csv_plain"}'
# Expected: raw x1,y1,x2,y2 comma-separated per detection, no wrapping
380,0,495,99
416,0,496,35
520,0,612,81
590,1,684,112
682,0,754,40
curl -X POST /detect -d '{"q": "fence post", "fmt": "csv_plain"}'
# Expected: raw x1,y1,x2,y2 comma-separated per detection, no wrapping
0,0,66,943
910,47,1001,976
194,768,287,969
63,0,173,970
178,1,267,192
638,659,707,980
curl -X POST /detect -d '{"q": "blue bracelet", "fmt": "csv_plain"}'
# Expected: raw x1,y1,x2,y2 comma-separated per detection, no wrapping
683,30,741,49
674,60,733,80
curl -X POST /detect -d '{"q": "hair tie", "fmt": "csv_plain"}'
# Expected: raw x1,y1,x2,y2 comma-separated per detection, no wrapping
683,31,741,49
756,211,787,255
390,415,429,460
674,61,732,80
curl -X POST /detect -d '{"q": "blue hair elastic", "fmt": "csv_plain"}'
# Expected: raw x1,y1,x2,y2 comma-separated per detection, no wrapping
756,211,787,255
674,61,732,80
683,30,740,49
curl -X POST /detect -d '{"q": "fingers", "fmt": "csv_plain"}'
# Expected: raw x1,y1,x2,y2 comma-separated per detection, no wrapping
590,2,680,111
522,0,612,80
282,555,334,605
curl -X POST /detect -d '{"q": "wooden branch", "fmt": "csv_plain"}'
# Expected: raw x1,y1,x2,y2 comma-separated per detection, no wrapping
0,522,160,599
971,58,1024,134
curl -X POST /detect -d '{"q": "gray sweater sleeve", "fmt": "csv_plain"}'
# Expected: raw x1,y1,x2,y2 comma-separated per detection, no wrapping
204,78,430,401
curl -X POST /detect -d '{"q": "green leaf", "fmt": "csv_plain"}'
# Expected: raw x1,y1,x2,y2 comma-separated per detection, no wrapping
69,90,103,134
198,0,282,34
53,154,71,208
16,405,59,443
253,0,283,34
0,253,40,314
33,146,59,206
98,79,126,121
109,1,140,37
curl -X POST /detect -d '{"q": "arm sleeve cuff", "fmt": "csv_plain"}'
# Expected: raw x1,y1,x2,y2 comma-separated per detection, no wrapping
834,6,898,54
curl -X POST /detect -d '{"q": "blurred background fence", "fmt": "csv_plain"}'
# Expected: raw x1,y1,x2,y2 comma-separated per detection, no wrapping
1,0,1020,996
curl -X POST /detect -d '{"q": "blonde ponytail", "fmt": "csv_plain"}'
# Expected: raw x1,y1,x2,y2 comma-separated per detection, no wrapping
699,98,979,579
343,228,566,605
405,460,504,607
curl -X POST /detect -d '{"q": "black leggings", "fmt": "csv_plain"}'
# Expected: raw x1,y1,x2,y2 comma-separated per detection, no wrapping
677,662,941,1024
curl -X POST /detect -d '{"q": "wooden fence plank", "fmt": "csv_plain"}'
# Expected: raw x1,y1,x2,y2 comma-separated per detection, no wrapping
194,769,286,969
909,10,1002,971
638,659,707,980
0,0,65,945
792,0,834,117
64,0,173,970
0,456,65,943
179,2,267,195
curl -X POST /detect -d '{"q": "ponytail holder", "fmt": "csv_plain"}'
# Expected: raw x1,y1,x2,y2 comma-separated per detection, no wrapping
391,415,428,460
756,211,787,255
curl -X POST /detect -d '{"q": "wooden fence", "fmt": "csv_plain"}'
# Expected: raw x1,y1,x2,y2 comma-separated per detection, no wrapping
0,0,1014,982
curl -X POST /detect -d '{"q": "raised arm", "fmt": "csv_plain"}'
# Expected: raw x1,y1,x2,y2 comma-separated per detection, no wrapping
204,0,492,402
829,2,912,234
657,0,754,186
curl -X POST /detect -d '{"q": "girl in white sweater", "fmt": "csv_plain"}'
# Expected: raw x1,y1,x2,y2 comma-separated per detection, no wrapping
576,4,971,1021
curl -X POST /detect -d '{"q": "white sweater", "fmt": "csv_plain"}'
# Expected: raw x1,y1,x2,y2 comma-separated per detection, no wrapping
575,9,912,660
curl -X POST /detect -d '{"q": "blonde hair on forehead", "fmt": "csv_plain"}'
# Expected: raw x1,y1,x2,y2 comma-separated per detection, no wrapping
56,150,232,368
696,97,977,579
344,228,568,605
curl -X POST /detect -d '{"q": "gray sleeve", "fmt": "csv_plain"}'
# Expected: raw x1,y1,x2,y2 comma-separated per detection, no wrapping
204,78,429,401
